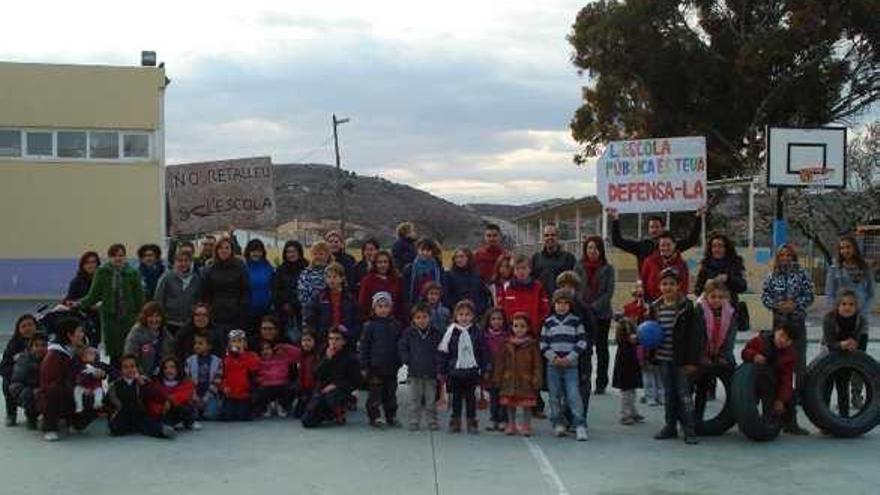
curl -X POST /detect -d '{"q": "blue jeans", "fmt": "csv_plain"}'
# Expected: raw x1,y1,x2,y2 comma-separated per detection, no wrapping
547,365,585,428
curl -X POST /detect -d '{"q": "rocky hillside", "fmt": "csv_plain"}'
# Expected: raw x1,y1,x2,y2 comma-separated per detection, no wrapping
464,198,572,220
273,164,486,246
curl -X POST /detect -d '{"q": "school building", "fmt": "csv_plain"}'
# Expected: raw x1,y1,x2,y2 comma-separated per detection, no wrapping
0,59,168,298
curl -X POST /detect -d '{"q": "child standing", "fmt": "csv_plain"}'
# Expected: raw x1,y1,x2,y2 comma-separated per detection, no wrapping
185,333,223,421
821,289,867,418
438,300,490,434
625,281,663,406
493,312,542,436
482,308,509,431
423,282,450,333
443,247,489,316
304,262,361,343
648,268,702,445
398,303,441,430
293,332,319,419
360,292,403,428
155,356,199,430
500,255,550,338
107,355,176,439
540,290,589,441
613,317,643,425
694,279,738,415
73,347,109,413
221,329,260,421
8,333,48,429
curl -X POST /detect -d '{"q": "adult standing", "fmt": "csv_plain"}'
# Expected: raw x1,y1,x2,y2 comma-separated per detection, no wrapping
273,241,308,341
760,243,814,435
137,244,165,301
608,208,705,270
575,236,616,394
640,233,690,303
74,244,145,367
124,301,175,377
443,248,489,317
695,234,748,301
154,249,201,337
40,318,97,441
244,239,275,332
392,222,417,273
530,224,575,297
200,238,249,345
353,239,380,297
196,235,217,272
474,224,508,284
298,241,332,309
64,251,101,345
325,231,357,289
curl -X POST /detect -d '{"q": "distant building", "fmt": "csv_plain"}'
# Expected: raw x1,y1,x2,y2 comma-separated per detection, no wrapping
0,60,168,297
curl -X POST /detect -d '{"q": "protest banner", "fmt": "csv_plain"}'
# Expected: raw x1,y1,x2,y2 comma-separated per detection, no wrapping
166,156,276,235
596,136,707,213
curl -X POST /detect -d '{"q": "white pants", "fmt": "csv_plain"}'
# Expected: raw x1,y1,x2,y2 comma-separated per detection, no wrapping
73,386,104,412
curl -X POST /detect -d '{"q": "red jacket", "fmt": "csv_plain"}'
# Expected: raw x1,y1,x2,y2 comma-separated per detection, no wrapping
144,380,173,418
222,351,260,400
358,272,405,322
474,245,507,284
298,351,319,392
742,333,795,404
39,345,74,416
499,278,549,337
258,343,301,387
640,251,689,302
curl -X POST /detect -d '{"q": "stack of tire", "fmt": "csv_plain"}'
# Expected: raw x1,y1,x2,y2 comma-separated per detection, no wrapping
731,351,880,441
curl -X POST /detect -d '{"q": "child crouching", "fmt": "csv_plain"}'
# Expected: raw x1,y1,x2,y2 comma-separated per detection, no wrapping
155,356,199,431
8,333,48,429
107,355,176,439
301,326,360,428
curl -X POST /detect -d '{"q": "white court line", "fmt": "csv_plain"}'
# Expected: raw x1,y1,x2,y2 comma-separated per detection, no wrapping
523,437,572,495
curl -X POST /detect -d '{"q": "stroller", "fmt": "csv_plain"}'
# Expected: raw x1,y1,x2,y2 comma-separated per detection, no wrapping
35,303,98,347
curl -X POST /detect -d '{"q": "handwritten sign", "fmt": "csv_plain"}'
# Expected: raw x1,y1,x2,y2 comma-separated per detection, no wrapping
166,156,276,235
596,136,706,213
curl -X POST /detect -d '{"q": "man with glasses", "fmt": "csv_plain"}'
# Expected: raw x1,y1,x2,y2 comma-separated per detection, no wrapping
474,224,508,284
530,224,576,296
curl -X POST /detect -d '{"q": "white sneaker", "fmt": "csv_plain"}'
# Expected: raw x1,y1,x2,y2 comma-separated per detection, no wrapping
161,425,177,438
43,432,60,442
276,405,288,417
263,403,274,419
576,426,589,442
554,424,567,437
191,421,203,431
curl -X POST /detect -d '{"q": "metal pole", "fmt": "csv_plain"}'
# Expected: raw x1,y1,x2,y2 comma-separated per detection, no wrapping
332,114,347,239
748,181,755,249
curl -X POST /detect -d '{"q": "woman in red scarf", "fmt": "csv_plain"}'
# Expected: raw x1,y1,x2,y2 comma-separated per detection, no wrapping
575,236,616,394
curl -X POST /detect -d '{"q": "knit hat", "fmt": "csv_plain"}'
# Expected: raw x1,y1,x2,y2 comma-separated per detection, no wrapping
659,267,681,282
228,329,247,341
552,288,575,305
372,291,393,308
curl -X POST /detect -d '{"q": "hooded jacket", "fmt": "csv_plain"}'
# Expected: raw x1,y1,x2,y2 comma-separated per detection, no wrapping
761,246,814,321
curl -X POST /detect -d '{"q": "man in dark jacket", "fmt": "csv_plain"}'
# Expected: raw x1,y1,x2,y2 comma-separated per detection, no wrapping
608,207,705,270
360,292,403,427
530,224,575,296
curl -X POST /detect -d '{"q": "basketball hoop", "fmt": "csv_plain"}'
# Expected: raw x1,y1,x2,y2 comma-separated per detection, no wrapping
798,166,834,192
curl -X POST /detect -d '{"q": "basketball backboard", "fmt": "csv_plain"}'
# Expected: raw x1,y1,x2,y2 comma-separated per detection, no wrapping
766,126,847,188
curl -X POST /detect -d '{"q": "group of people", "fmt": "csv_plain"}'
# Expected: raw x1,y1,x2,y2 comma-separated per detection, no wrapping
0,212,874,444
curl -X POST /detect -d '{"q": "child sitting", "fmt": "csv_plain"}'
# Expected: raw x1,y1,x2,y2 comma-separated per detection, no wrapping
301,327,360,428
185,333,223,421
8,333,48,429
821,289,867,418
422,282,450,333
154,356,199,431
648,268,702,445
255,339,300,418
742,325,797,427
360,292,403,428
293,331,319,419
107,355,176,439
398,303,440,431
613,317,643,425
540,290,589,441
482,308,509,431
438,300,490,434
493,312,541,436
221,329,260,421
73,347,111,413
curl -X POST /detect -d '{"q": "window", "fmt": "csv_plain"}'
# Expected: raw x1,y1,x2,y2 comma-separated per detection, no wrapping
123,133,150,158
26,131,53,156
0,130,22,157
57,131,87,158
89,131,119,159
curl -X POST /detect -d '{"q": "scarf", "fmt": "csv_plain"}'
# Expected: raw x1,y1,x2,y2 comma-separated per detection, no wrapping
410,257,440,300
438,323,477,370
178,269,194,291
582,258,603,296
704,256,728,275
162,378,180,388
700,299,733,357
111,265,126,319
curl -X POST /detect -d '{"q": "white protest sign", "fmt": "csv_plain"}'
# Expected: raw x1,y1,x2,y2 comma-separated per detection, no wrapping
597,136,707,213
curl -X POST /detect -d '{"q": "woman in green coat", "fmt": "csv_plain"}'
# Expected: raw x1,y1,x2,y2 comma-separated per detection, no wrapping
74,244,145,366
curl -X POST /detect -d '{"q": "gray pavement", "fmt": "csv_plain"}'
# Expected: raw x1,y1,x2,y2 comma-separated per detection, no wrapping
1,342,878,495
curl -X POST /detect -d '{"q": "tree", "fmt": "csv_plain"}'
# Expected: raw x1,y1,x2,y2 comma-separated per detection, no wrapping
568,0,880,178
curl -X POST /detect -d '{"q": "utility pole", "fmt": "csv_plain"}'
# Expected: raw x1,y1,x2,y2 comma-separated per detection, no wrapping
332,114,350,238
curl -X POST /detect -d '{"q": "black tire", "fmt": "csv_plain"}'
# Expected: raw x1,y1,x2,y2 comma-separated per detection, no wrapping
802,351,880,438
731,363,781,442
694,365,736,436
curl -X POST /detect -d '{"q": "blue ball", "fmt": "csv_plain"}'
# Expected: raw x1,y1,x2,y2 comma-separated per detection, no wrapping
637,320,665,349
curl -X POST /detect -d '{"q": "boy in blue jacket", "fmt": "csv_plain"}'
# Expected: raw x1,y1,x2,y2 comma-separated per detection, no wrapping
360,292,403,428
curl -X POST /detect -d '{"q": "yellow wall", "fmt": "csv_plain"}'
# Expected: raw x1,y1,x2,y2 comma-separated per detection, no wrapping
0,162,162,258
0,62,165,129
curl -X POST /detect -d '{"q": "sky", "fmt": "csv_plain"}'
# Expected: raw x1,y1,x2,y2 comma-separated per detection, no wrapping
0,0,595,205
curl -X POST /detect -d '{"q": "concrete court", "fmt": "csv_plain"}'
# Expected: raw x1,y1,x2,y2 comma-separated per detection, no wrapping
1,342,878,495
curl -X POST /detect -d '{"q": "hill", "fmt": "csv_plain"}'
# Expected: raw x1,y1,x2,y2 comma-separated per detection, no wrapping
273,164,486,246
463,198,573,221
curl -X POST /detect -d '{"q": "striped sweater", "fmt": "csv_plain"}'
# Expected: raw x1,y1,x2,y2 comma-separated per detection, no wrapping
540,312,589,365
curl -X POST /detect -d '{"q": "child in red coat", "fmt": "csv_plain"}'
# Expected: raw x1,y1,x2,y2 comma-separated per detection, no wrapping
742,325,798,429
499,254,550,338
293,331,319,419
221,329,260,421
640,233,689,302
153,356,199,431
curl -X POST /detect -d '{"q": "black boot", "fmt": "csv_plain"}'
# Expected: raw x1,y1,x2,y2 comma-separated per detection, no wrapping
654,425,677,440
